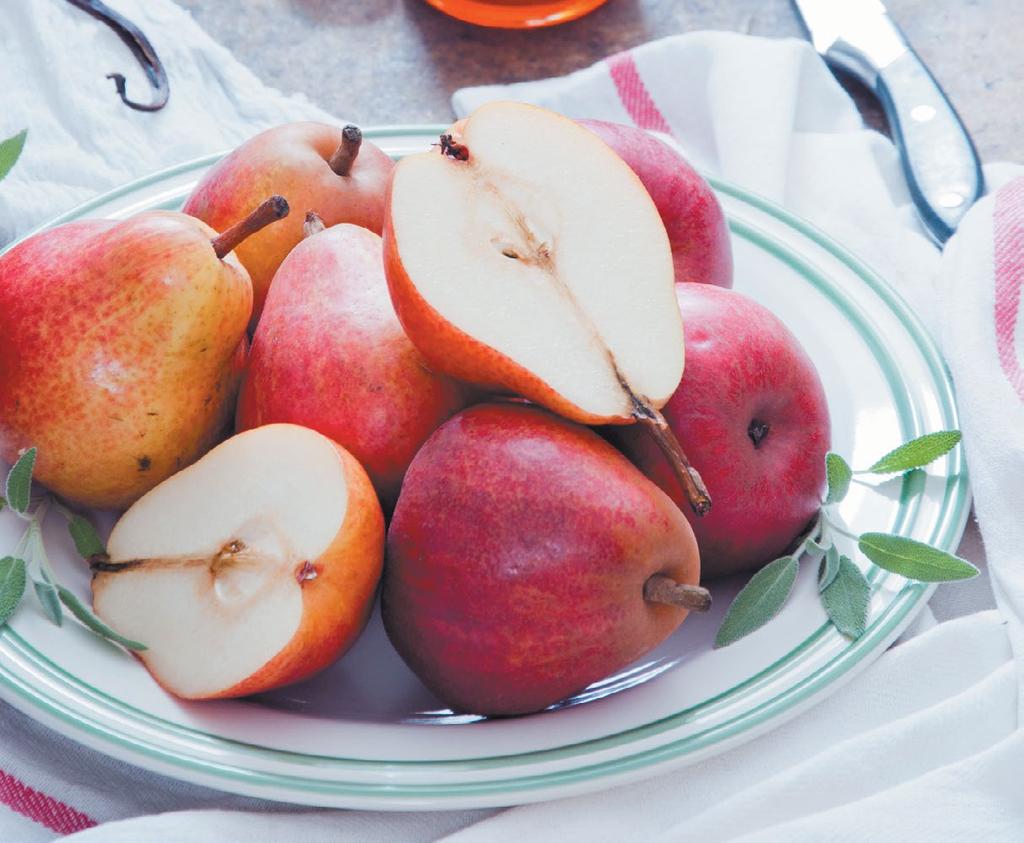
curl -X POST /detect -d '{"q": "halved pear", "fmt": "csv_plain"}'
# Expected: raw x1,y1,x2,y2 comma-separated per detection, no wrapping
92,424,384,700
384,101,709,511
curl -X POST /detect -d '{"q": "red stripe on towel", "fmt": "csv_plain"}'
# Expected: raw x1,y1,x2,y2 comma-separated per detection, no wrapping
994,176,1024,400
0,768,96,834
607,51,672,133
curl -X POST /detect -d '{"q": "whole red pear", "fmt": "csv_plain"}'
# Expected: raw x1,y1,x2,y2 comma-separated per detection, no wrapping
383,403,707,717
237,222,472,512
183,122,394,327
579,119,733,288
614,285,829,577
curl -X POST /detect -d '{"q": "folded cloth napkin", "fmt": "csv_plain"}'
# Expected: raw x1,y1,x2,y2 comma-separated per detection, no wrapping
1,3,1021,840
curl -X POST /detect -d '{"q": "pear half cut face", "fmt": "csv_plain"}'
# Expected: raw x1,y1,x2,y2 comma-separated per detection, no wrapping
93,424,350,699
387,102,684,421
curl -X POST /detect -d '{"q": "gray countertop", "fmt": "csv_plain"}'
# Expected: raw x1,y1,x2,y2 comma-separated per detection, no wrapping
178,0,1021,163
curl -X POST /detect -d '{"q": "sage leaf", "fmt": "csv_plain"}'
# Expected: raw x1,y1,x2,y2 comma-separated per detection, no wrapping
0,557,27,626
819,545,841,591
807,538,829,556
715,556,799,648
821,555,870,638
68,515,105,560
57,587,146,651
825,452,852,504
0,130,26,182
858,533,979,582
5,448,36,514
32,578,62,626
867,431,962,474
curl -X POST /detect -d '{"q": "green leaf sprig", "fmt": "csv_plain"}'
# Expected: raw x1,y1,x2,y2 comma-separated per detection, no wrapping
0,557,27,626
824,453,851,505
716,556,799,647
820,555,870,638
0,130,27,183
716,430,974,647
0,449,145,651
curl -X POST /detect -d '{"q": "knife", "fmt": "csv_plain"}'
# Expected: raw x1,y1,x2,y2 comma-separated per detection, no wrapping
791,0,983,245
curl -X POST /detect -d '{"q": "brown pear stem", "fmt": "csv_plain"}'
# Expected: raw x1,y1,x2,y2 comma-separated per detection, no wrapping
211,195,290,259
644,574,712,612
328,124,362,176
303,211,326,238
634,407,712,516
439,133,470,161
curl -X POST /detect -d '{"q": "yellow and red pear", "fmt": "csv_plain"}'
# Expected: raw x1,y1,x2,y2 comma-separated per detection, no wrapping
184,122,394,326
0,197,288,509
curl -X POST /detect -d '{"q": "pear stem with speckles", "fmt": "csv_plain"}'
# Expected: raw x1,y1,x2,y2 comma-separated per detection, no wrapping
328,125,363,176
644,574,711,611
211,195,289,260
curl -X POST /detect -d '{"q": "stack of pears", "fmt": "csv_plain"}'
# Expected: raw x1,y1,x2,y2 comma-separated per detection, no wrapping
0,103,829,715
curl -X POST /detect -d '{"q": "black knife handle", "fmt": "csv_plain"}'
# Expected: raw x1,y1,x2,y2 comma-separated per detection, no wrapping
873,51,983,244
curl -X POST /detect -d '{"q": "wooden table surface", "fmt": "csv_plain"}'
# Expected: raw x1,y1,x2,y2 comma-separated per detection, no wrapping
178,0,1021,163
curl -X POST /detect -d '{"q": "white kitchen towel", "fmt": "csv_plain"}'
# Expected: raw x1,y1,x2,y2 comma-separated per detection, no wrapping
60,612,1023,842
0,4,1020,840
0,0,335,247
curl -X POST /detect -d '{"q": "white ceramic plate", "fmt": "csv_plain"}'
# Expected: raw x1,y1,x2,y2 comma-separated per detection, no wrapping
0,126,969,810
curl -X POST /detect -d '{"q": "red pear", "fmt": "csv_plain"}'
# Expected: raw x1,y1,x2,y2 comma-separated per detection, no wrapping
579,119,733,288
237,220,472,511
383,403,708,717
613,285,830,577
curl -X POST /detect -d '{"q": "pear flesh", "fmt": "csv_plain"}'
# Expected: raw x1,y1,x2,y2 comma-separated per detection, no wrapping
92,424,382,700
387,101,684,422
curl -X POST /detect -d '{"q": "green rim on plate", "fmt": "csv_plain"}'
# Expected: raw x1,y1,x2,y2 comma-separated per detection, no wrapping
0,127,970,805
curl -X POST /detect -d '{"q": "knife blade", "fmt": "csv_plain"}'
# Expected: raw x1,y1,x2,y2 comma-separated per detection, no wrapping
791,0,983,244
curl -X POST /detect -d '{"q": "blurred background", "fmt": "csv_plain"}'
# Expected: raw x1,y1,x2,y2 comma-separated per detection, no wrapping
179,0,1021,161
